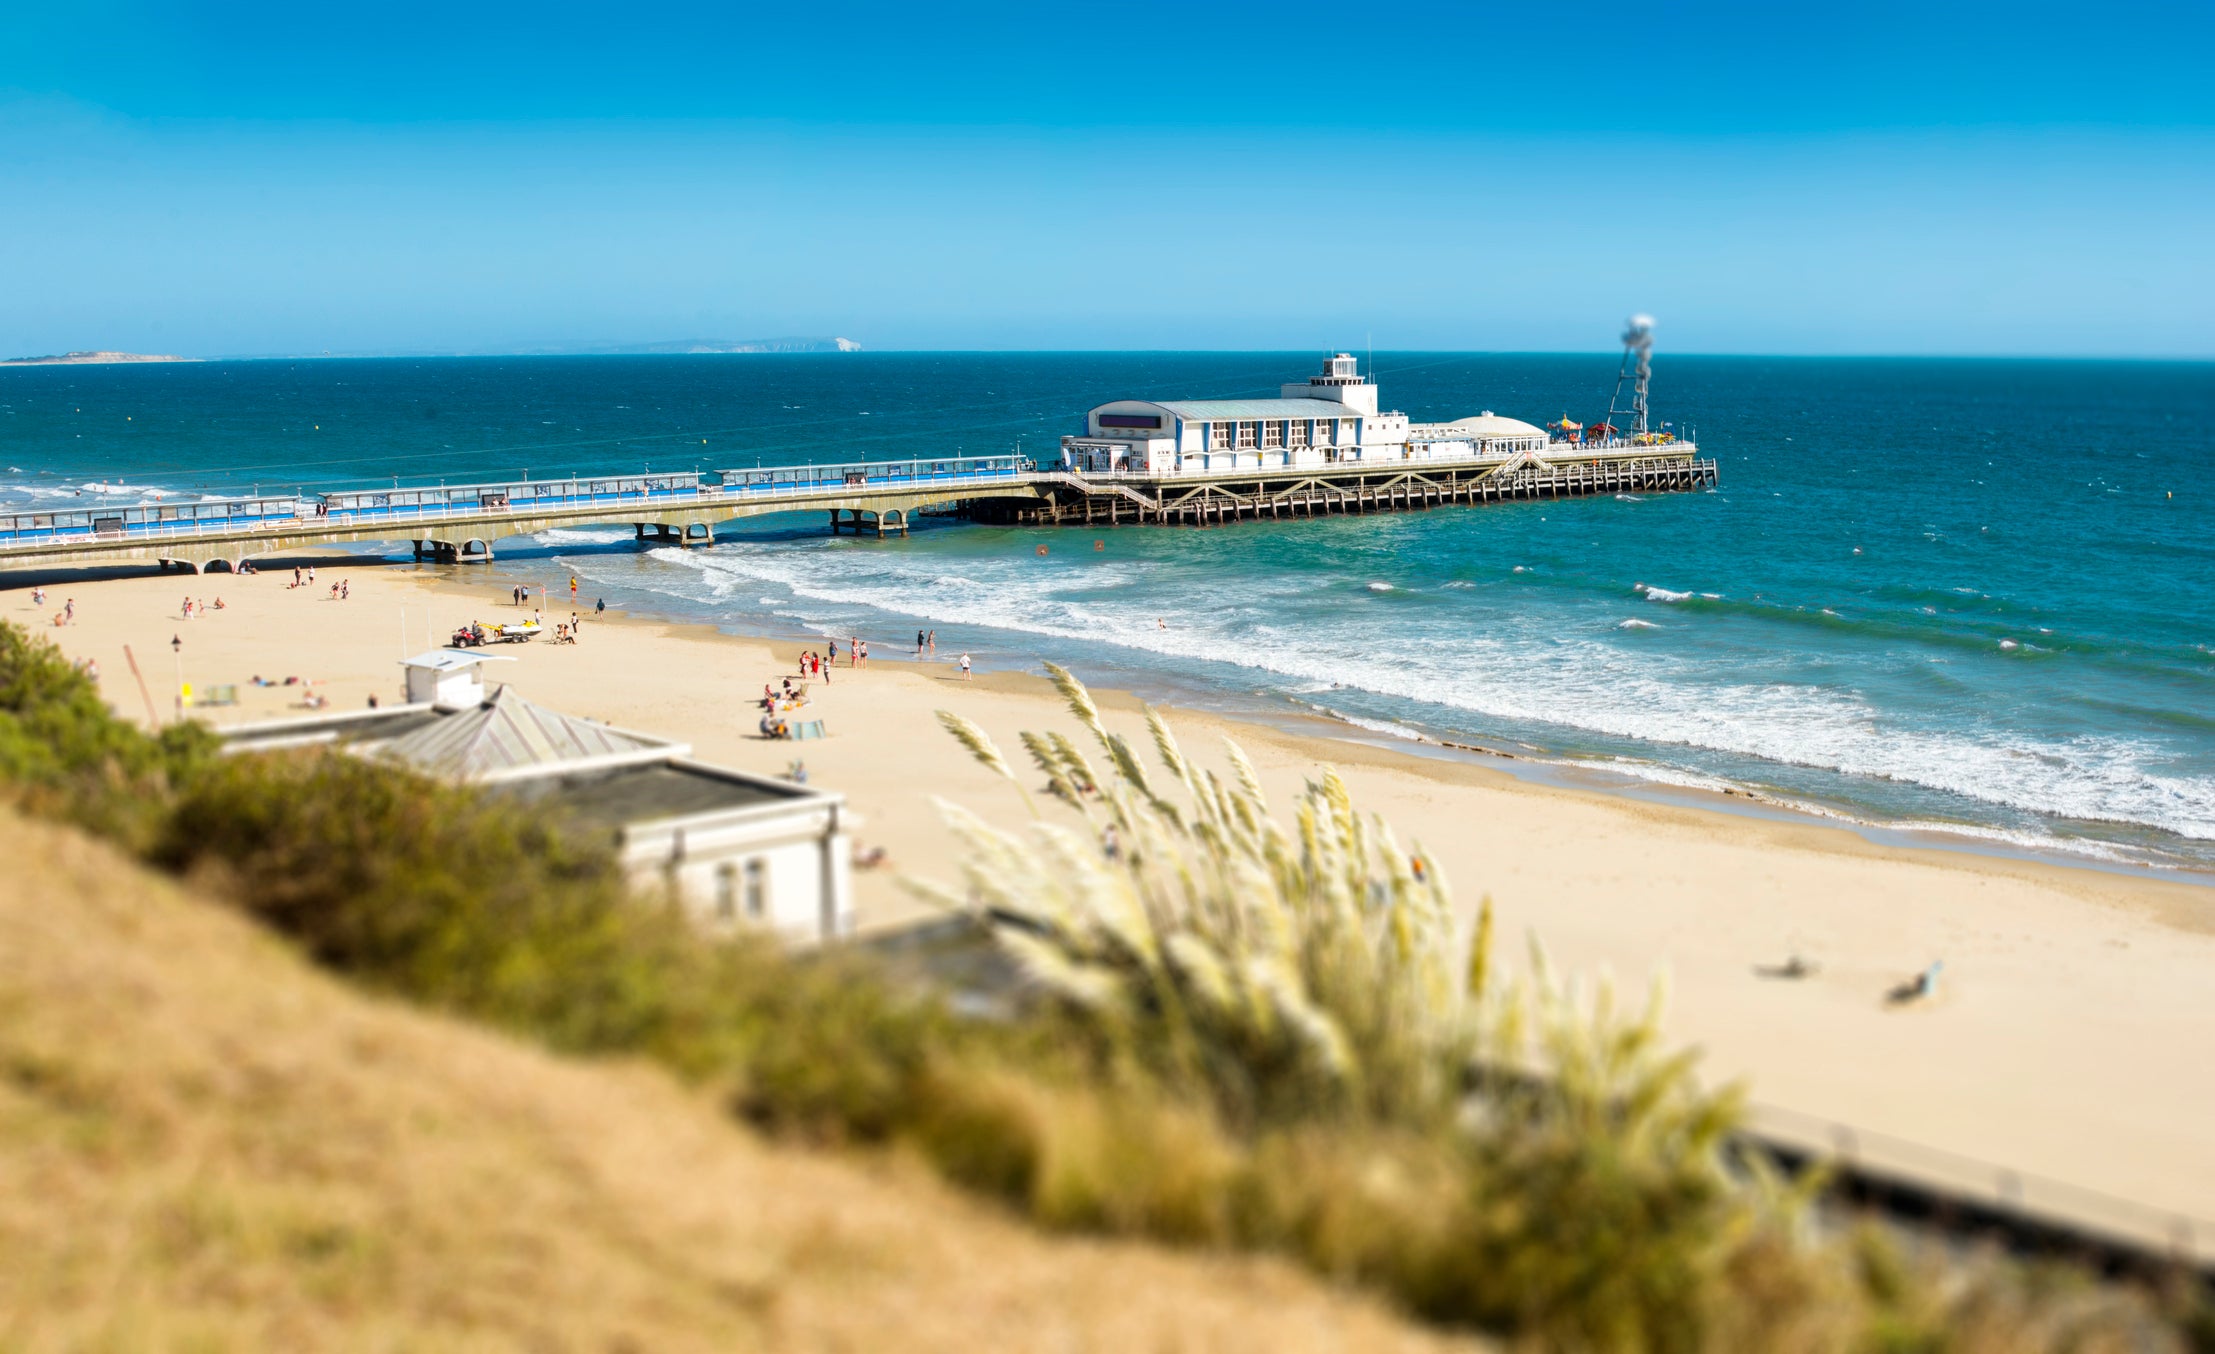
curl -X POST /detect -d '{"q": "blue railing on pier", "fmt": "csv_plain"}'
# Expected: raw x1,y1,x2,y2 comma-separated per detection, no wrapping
0,455,1034,551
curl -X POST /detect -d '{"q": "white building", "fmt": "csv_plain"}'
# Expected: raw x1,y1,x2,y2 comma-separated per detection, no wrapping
1058,353,1548,476
1400,411,1552,462
220,652,854,943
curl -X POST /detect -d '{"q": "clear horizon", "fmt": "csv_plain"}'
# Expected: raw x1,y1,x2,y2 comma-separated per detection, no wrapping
4,1,2210,360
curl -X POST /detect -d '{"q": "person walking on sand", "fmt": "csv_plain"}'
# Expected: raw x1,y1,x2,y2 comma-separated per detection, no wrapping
959,652,972,680
62,598,73,624
307,565,315,585
340,579,349,600
596,598,605,615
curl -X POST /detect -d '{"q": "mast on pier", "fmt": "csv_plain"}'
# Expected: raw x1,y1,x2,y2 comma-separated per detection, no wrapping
1605,314,1655,438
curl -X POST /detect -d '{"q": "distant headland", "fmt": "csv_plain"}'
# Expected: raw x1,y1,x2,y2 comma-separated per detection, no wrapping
1,351,198,366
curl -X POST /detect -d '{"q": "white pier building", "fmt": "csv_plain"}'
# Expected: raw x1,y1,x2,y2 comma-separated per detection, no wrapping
1060,354,1551,476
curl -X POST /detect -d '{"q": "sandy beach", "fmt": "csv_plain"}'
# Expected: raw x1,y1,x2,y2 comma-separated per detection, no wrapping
20,559,2215,1229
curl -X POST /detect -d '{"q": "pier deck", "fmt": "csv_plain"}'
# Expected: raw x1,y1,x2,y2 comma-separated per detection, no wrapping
972,447,1718,526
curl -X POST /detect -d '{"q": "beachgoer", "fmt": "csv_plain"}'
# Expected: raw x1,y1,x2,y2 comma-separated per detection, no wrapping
927,629,935,656
849,636,858,668
213,597,225,610
340,579,349,600
30,587,43,606
307,566,315,584
367,693,379,709
595,598,605,614
182,596,193,619
83,659,99,681
1101,823,1120,861
62,599,73,623
569,576,578,599
959,653,972,680
827,639,838,666
917,629,926,658
292,566,302,587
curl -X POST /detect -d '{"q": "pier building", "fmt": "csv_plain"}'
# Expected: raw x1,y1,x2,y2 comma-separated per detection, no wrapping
1060,355,1548,475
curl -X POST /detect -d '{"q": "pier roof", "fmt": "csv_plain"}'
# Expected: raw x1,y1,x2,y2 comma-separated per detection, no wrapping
1412,413,1548,439
1142,398,1362,421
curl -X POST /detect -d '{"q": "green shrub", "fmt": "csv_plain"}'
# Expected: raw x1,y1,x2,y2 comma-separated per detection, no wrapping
0,623,212,845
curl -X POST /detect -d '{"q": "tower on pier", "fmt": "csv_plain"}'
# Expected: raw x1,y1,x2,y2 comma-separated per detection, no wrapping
1605,314,1656,437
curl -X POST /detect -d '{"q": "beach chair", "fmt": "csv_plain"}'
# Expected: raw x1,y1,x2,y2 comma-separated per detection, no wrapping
794,719,827,740
199,683,240,708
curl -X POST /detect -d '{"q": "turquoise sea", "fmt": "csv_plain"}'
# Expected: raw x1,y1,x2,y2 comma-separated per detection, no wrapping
4,353,2211,871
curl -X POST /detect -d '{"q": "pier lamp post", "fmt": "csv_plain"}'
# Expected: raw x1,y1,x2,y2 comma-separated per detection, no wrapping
169,634,183,723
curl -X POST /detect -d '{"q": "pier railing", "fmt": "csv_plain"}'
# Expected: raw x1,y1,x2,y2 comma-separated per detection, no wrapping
0,455,1038,554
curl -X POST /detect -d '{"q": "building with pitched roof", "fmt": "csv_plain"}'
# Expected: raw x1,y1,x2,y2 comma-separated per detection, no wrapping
220,652,853,943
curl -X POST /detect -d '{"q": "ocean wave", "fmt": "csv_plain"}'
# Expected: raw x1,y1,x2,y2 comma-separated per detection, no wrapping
1616,618,1660,630
1291,700,1433,744
588,541,2215,844
1637,584,1693,603
535,527,631,545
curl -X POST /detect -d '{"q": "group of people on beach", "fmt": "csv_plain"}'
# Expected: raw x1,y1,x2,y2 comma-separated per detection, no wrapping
759,674,811,739
179,596,226,619
29,587,75,628
288,565,316,589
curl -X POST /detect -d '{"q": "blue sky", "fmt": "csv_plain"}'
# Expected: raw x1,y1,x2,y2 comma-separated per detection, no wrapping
3,1,2211,356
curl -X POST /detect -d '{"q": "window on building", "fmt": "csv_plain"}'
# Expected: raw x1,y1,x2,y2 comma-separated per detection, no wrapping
1288,420,1309,447
1236,421,1258,448
1261,420,1283,448
1210,421,1234,448
743,859,767,921
714,862,738,920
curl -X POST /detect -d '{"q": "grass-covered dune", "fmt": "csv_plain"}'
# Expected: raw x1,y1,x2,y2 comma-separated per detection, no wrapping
0,807,1478,1352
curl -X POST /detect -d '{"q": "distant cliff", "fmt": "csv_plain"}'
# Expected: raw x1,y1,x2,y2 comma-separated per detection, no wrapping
1,351,197,365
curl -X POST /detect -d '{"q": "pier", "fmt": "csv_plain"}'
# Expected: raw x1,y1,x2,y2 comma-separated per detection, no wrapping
0,444,1714,577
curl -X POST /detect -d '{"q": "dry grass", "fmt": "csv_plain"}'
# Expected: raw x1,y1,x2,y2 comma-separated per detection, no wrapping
0,808,1483,1353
